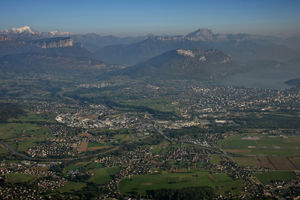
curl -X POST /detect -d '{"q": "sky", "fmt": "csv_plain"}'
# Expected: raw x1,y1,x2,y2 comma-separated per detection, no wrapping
1,0,300,36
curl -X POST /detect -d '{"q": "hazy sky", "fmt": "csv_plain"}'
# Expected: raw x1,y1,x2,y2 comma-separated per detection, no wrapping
1,0,300,36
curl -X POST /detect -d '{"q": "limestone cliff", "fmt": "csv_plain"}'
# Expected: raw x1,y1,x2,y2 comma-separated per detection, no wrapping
33,37,73,48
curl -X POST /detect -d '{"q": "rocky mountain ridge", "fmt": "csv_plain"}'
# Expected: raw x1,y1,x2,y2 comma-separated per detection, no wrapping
32,37,73,48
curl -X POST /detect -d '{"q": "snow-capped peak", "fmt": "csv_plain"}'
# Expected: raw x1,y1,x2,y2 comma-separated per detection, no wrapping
49,30,71,36
8,26,36,34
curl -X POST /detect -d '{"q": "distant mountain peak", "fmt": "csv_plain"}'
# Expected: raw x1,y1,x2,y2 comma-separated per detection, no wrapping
189,28,213,34
6,25,36,34
186,28,214,41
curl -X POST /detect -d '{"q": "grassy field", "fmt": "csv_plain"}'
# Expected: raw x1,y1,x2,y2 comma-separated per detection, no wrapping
255,171,296,184
87,142,110,151
0,112,52,153
234,112,300,129
290,157,300,169
0,123,47,150
220,133,300,169
119,170,244,196
231,156,259,167
88,142,107,147
0,123,47,140
63,161,89,175
210,154,222,165
88,166,120,185
58,181,86,193
0,144,9,156
17,140,38,152
5,173,36,184
16,113,56,123
151,140,170,155
219,134,300,156
113,134,135,143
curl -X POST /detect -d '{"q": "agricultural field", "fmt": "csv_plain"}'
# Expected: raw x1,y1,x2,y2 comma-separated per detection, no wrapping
290,157,300,169
58,181,86,193
219,133,300,170
86,142,110,151
255,171,296,184
257,156,298,170
119,170,244,196
88,166,120,185
0,122,48,152
5,173,36,184
210,154,222,165
17,140,38,152
231,156,259,167
15,113,56,123
63,161,89,175
0,144,9,156
234,112,300,129
151,140,170,155
113,133,135,143
219,134,300,156
77,142,88,153
0,123,48,140
62,162,120,189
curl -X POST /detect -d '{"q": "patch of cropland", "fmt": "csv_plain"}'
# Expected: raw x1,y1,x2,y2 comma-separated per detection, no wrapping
233,112,300,129
255,171,296,185
5,173,36,184
219,134,300,157
119,170,244,196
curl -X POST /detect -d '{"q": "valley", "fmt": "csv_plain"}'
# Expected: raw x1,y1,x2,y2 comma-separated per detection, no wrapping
0,24,300,199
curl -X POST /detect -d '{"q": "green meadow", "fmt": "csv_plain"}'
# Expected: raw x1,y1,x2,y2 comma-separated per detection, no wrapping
119,170,244,195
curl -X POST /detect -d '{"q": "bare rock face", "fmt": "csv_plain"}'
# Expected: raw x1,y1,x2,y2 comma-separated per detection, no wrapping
176,49,195,57
39,37,73,48
34,37,73,48
176,49,231,64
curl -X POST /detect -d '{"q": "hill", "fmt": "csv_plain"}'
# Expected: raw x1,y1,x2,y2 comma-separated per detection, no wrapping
113,49,239,81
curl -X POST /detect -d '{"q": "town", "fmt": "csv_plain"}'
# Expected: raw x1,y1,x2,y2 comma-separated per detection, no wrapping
0,81,300,199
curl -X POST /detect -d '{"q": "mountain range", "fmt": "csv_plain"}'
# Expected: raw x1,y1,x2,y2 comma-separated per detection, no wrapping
0,26,146,52
0,27,106,74
1,26,300,88
94,28,300,65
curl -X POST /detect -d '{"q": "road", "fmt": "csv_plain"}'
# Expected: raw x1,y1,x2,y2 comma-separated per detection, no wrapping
0,140,37,161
